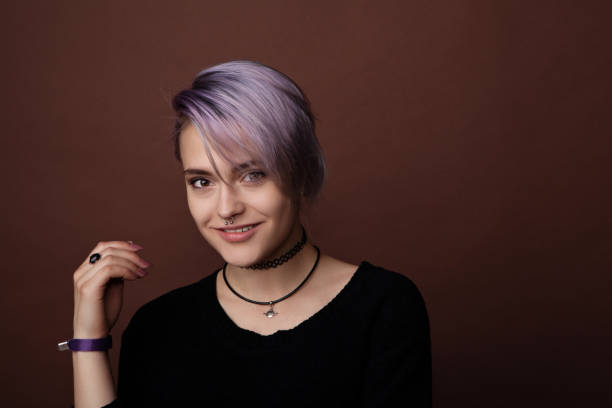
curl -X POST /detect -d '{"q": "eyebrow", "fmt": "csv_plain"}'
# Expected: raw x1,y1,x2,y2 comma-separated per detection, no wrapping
183,161,260,176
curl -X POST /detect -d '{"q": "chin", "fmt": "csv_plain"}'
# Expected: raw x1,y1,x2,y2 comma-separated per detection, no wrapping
223,256,250,267
208,229,274,267
219,248,262,268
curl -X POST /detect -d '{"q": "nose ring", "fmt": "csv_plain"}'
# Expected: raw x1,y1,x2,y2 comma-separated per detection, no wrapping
224,216,234,225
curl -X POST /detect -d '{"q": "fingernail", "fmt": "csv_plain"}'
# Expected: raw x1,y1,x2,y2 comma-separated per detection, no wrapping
129,242,144,250
137,268,148,277
141,260,152,268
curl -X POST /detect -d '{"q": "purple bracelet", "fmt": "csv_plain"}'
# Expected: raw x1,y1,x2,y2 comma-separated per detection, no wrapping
57,335,112,351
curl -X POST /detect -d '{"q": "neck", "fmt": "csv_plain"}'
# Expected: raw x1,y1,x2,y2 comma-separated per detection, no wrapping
224,223,319,301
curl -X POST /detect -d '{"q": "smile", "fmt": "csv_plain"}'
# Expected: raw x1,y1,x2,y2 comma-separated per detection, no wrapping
222,224,256,233
216,223,262,243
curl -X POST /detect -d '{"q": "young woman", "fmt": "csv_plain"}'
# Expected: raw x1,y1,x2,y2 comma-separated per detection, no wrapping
65,60,432,407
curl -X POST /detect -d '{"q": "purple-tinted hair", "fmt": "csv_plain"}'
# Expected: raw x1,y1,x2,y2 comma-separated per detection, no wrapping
171,60,326,207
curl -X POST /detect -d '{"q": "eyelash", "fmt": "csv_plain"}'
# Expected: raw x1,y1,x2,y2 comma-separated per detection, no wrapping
188,171,266,189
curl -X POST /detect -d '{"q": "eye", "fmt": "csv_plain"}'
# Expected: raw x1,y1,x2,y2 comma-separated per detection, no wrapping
243,171,265,183
187,177,211,189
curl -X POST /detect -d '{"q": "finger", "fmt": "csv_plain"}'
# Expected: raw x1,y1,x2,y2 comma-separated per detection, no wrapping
77,254,146,291
77,263,143,301
84,240,144,264
75,240,144,281
93,247,151,270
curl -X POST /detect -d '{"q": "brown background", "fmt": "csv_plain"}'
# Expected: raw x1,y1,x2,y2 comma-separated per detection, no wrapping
1,1,610,406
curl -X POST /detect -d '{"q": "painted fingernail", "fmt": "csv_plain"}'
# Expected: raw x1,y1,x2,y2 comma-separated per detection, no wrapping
137,268,148,276
141,260,152,268
129,242,144,250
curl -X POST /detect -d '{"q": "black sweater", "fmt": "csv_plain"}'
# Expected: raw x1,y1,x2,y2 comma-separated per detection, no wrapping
102,260,432,407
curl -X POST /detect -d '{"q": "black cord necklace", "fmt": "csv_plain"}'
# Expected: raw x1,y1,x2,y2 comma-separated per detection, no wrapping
222,244,321,318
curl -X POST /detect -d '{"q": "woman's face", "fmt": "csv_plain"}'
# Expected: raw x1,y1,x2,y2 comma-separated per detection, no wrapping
179,122,300,267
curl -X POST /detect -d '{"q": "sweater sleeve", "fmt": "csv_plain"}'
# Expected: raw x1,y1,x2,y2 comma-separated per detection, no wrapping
360,275,432,407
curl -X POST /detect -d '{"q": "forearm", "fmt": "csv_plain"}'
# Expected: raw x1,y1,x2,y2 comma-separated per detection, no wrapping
72,350,116,408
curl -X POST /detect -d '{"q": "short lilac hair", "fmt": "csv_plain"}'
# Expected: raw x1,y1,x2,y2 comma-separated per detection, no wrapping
171,60,326,207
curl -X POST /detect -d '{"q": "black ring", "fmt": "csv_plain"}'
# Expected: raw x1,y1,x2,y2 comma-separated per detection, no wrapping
89,253,101,264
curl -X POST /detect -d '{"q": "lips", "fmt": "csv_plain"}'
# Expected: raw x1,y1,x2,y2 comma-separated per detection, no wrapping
218,223,260,232
216,222,262,243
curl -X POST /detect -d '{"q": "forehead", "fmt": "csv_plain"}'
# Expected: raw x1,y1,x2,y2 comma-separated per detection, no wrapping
179,122,253,170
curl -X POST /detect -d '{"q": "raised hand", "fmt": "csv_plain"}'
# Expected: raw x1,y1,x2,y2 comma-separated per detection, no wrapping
72,240,151,338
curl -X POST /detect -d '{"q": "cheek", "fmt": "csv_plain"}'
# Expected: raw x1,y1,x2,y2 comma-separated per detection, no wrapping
186,191,196,216
250,189,294,220
186,193,214,222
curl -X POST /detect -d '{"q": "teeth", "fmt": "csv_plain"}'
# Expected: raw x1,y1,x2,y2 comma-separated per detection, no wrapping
223,224,256,233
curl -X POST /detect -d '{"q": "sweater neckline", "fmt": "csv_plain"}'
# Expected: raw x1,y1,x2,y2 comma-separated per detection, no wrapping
199,260,370,349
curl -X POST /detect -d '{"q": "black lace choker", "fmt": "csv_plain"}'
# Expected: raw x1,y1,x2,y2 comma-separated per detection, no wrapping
239,225,307,270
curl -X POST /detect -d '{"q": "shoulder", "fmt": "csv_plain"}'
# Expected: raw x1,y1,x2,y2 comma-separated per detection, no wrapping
357,261,431,338
358,261,426,302
320,255,421,295
355,261,430,326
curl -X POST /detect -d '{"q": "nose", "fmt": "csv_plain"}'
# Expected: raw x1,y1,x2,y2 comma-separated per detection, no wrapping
217,182,245,220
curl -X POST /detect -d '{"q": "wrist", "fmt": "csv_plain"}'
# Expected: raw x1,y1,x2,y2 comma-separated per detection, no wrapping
73,325,110,339
58,335,112,352
73,331,109,339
